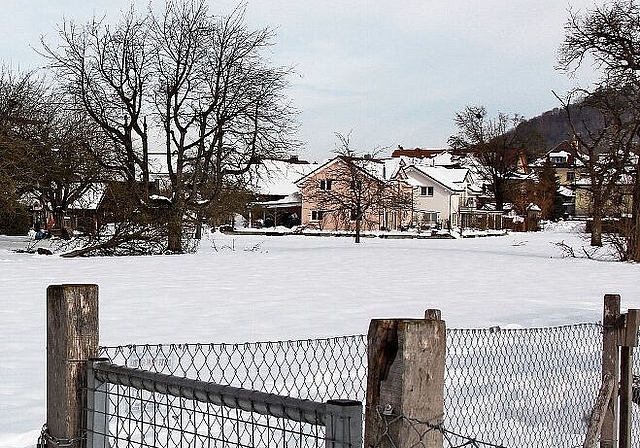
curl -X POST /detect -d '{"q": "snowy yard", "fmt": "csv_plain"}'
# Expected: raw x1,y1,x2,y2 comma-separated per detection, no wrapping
1,222,639,447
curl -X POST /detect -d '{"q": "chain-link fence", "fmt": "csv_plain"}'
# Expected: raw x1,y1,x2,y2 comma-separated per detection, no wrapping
368,406,506,448
99,323,639,447
84,361,362,448
99,335,368,402
445,323,605,447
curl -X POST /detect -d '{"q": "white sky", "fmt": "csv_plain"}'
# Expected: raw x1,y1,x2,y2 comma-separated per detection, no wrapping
0,0,600,161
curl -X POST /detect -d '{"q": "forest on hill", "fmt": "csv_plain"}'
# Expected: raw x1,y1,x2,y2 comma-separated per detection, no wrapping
517,103,603,156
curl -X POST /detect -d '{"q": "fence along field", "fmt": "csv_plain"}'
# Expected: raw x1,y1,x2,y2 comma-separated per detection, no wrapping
44,285,639,448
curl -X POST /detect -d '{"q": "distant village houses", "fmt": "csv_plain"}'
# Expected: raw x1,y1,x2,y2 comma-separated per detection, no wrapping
20,139,612,238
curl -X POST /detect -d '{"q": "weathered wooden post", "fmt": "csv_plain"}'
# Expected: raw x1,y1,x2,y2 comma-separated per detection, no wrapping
364,310,446,448
600,294,620,448
618,309,639,448
583,374,615,448
46,284,99,448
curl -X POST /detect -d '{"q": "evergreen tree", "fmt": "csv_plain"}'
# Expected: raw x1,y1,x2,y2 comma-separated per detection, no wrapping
537,161,564,220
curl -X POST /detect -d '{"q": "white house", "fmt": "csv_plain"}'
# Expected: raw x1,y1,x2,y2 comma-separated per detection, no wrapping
392,159,476,228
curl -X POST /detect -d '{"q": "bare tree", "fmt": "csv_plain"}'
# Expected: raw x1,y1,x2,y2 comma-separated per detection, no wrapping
555,88,635,247
152,1,297,249
302,132,411,243
41,7,154,188
41,0,298,254
558,1,640,259
0,67,103,235
448,106,534,211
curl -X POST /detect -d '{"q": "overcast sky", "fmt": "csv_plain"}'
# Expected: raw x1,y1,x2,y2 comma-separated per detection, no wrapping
1,0,599,161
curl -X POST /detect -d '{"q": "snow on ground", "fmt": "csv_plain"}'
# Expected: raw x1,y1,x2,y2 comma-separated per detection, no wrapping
1,222,639,447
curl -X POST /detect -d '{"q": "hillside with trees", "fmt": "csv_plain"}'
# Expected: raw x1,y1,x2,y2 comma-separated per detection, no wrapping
516,103,603,155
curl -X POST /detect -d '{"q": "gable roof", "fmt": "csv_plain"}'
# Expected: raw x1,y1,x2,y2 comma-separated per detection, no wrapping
402,165,470,192
68,183,108,210
295,155,389,186
530,140,584,168
250,159,318,196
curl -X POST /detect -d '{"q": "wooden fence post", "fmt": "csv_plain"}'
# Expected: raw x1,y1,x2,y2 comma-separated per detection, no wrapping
600,294,620,448
364,311,446,448
46,284,99,448
619,309,639,448
583,374,615,448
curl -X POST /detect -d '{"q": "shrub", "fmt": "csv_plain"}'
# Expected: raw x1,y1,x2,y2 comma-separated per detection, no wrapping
0,203,31,235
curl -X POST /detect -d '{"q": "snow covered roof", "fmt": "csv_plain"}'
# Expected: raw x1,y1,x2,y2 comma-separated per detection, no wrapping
68,183,107,210
250,160,319,196
558,186,575,197
252,192,302,208
527,203,542,212
295,156,391,185
530,140,585,168
403,165,469,192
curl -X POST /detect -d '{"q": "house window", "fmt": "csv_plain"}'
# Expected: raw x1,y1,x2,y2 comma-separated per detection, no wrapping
566,171,575,182
319,179,332,190
421,212,438,224
420,186,434,197
311,210,324,221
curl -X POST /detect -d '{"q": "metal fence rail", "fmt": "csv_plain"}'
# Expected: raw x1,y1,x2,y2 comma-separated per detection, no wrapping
99,323,639,448
85,360,362,448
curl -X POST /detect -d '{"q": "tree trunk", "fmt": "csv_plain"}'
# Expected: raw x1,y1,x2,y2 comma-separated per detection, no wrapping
626,167,640,261
591,195,603,247
167,207,183,253
355,218,361,243
194,210,203,240
494,177,505,212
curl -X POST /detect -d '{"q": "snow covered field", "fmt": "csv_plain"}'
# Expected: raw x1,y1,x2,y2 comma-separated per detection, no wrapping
1,222,639,447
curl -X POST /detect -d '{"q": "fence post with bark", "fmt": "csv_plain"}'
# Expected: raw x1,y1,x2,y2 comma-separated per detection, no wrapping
364,309,446,448
584,294,639,448
45,284,99,448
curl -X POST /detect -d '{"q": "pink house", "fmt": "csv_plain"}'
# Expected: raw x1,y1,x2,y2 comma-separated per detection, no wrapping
296,156,413,232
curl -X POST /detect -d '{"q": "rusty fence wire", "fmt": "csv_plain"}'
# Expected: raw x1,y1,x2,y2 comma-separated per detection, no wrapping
99,323,639,447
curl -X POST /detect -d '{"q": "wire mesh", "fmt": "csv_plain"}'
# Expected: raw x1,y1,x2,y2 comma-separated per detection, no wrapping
86,382,329,448
98,323,639,448
367,405,506,448
445,323,605,447
99,335,368,403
